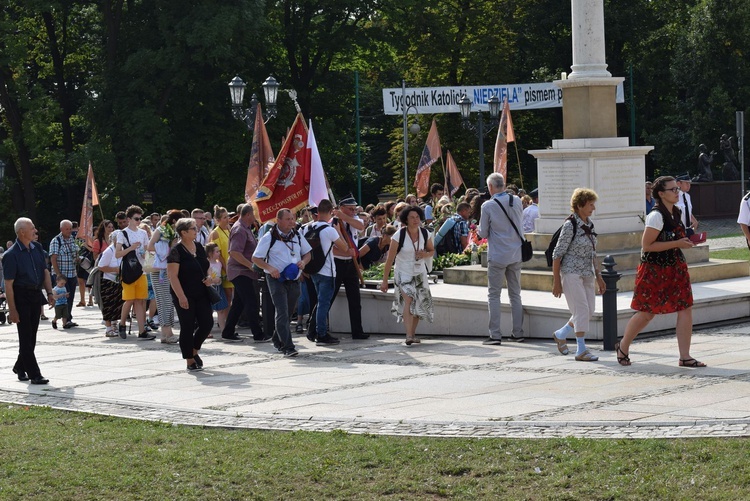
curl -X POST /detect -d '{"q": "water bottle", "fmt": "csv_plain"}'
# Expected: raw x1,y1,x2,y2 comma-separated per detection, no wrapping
470,243,478,265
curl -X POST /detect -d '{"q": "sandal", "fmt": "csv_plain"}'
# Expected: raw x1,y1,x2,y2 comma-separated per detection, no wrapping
553,335,569,355
405,337,414,346
411,337,421,344
679,358,707,368
575,349,599,362
615,342,631,366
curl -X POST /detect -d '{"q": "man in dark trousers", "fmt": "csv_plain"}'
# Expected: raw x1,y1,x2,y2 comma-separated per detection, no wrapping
3,217,55,384
331,196,369,339
222,203,268,341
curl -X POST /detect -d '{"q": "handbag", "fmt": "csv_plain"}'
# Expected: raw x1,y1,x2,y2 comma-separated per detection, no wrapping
494,198,533,262
142,251,156,274
207,284,222,305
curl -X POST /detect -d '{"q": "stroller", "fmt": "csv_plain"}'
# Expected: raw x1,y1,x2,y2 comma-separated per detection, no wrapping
0,289,7,324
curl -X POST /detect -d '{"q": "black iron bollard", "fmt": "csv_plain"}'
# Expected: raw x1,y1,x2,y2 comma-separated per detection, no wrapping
601,255,621,351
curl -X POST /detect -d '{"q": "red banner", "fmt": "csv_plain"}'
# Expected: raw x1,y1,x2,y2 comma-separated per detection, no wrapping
255,113,310,223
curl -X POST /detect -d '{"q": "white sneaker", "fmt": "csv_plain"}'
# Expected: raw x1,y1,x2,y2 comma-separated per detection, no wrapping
105,327,118,337
161,335,179,344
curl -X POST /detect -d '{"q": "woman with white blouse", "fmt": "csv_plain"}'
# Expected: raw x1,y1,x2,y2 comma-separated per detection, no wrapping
380,206,434,345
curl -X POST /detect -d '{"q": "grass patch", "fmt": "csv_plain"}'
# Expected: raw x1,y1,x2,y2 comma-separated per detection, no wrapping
3,405,750,499
710,247,750,260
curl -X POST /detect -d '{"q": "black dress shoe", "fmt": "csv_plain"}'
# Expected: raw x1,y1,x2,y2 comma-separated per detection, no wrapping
352,333,370,340
12,368,29,381
30,377,49,385
221,333,243,342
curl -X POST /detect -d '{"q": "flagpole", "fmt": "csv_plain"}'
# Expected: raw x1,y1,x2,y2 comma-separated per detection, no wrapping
513,141,524,189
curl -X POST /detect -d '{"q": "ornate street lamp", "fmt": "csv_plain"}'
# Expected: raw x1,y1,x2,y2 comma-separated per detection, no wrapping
229,75,280,131
459,93,501,187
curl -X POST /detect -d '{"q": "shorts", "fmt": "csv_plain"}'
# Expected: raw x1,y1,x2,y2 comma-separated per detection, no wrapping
54,304,68,319
122,274,148,301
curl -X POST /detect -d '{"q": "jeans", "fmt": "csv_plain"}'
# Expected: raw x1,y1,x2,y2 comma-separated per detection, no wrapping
223,275,263,337
487,260,523,339
267,277,300,352
65,276,77,321
310,273,336,337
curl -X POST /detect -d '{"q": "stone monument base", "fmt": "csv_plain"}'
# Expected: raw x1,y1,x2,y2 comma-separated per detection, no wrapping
529,137,653,234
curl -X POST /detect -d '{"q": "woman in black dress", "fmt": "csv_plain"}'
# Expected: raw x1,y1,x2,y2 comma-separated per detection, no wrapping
167,218,214,371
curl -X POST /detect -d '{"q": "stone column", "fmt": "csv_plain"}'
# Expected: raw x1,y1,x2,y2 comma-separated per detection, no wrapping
569,0,611,79
556,0,622,139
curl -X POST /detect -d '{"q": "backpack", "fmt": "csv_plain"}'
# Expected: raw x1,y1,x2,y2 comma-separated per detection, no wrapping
78,245,94,271
304,223,334,275
544,215,577,267
434,217,459,255
254,224,302,272
119,231,143,284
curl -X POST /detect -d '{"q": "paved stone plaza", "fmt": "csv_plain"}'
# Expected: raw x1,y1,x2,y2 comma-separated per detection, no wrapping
2,302,750,439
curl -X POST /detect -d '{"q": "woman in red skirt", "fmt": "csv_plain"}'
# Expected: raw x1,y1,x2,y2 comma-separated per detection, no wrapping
616,175,706,368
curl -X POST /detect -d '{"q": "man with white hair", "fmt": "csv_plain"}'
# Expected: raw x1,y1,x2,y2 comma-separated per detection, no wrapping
49,219,79,328
3,218,56,384
478,173,525,345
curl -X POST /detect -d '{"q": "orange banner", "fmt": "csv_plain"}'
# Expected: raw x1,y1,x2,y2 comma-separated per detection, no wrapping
414,119,441,198
78,162,99,246
245,103,276,202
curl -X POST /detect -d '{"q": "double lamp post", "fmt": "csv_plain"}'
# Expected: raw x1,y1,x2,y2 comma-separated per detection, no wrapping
458,93,501,188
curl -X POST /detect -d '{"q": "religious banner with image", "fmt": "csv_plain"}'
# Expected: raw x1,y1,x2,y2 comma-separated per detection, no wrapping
255,113,310,223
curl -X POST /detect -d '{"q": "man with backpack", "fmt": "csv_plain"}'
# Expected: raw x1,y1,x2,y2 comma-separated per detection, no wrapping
252,208,312,358
49,219,79,328
305,199,349,345
435,203,471,256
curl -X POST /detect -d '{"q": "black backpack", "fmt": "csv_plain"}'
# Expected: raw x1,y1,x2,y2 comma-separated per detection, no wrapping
434,217,460,255
253,224,303,272
397,227,429,253
304,223,334,275
545,215,577,267
119,231,143,284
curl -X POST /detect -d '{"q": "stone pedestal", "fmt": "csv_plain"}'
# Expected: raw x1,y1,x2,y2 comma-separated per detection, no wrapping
529,137,654,234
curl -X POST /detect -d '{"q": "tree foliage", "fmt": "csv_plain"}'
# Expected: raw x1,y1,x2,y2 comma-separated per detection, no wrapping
1,0,749,239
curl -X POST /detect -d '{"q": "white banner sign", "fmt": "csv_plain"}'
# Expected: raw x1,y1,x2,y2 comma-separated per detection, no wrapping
382,82,625,115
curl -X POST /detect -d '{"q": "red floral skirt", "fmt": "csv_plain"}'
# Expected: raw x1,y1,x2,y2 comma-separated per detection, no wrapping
630,260,693,314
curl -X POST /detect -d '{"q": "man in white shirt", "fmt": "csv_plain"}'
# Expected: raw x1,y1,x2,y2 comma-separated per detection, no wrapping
675,174,698,236
191,208,210,246
522,188,539,233
331,196,368,339
305,199,348,345
115,205,155,340
252,208,311,358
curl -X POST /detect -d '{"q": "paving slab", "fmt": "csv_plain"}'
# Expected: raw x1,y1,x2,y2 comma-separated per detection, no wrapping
2,304,750,438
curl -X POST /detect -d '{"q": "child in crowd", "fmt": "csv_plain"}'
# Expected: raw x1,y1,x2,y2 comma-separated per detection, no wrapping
51,275,70,329
205,242,228,330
